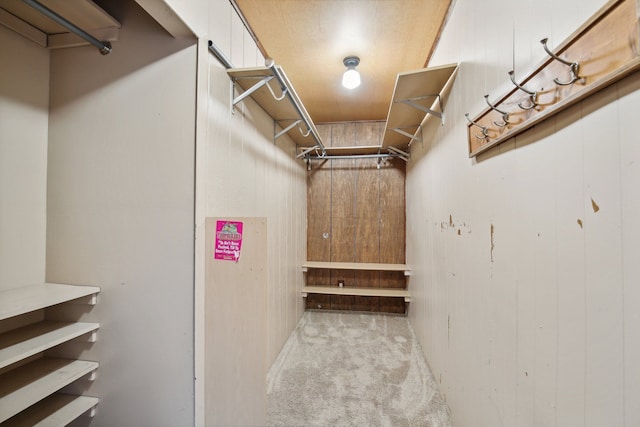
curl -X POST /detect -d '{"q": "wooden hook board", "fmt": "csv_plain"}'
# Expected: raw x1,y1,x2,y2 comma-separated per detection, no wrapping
467,0,640,157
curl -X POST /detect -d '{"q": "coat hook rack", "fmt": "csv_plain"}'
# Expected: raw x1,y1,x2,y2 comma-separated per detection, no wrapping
465,113,489,139
540,38,581,86
466,0,640,158
507,70,538,110
483,95,509,127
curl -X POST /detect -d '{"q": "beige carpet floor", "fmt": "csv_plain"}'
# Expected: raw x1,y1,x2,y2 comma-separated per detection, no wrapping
267,311,452,426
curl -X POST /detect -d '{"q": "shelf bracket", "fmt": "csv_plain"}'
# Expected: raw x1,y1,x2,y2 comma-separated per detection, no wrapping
231,76,274,107
386,146,410,162
275,119,302,140
391,127,422,144
398,94,443,120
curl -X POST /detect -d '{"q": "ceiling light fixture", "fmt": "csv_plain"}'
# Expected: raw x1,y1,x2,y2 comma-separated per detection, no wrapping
342,56,361,89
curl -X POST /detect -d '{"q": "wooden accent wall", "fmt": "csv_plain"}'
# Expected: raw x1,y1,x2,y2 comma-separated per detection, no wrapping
306,121,406,313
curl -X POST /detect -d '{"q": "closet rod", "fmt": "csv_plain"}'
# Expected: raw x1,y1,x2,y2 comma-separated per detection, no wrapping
265,58,325,152
208,40,233,69
21,0,112,54
305,153,405,160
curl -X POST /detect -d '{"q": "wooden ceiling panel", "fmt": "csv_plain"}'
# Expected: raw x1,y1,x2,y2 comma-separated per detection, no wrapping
233,0,451,124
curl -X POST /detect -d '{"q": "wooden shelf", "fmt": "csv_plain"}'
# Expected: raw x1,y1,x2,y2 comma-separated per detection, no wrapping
302,286,410,302
0,0,120,49
0,357,98,423
0,283,100,321
302,261,410,276
5,393,99,426
0,321,99,370
382,63,459,148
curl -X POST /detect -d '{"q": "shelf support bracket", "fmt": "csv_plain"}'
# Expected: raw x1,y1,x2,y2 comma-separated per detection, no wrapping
391,127,422,144
387,146,410,162
231,76,274,107
398,95,443,119
275,119,302,140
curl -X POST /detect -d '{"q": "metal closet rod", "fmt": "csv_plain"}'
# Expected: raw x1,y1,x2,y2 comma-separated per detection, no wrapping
21,0,112,55
304,153,405,160
264,58,325,152
207,40,233,69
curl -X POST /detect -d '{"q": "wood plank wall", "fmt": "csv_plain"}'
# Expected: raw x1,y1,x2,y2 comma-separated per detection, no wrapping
306,121,406,313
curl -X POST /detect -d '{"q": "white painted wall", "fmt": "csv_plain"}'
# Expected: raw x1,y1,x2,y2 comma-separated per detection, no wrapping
204,0,307,366
195,1,306,423
406,1,640,426
0,25,49,291
45,1,197,425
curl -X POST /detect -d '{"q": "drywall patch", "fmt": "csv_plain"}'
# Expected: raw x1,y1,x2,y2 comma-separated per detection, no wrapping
577,219,583,228
591,198,600,213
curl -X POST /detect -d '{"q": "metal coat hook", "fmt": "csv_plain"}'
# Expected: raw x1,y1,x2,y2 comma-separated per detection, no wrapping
483,94,509,127
508,70,538,110
540,38,581,86
465,113,489,140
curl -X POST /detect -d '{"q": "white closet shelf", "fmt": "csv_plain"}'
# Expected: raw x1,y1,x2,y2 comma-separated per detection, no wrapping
0,283,100,321
0,357,98,423
5,393,98,426
382,63,459,148
0,321,99,370
302,261,411,276
302,286,410,302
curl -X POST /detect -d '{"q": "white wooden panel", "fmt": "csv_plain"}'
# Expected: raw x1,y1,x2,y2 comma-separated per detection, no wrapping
618,71,640,427
512,127,541,427
581,83,624,427
230,7,245,67
205,32,306,378
553,104,587,427
0,25,48,291
243,28,258,68
408,1,640,427
209,0,232,64
205,217,267,426
46,2,197,426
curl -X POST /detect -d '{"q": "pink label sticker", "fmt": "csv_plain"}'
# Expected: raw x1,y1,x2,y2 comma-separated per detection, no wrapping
214,220,243,262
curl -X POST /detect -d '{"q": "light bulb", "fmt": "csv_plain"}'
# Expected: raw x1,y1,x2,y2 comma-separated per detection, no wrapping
342,68,360,89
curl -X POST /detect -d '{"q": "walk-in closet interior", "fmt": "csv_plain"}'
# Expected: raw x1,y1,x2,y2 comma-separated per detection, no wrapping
1,0,638,426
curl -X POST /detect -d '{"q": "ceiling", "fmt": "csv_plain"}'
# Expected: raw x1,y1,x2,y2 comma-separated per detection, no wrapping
232,0,452,124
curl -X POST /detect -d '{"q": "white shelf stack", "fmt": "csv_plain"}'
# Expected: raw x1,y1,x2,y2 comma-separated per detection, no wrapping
0,283,100,425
